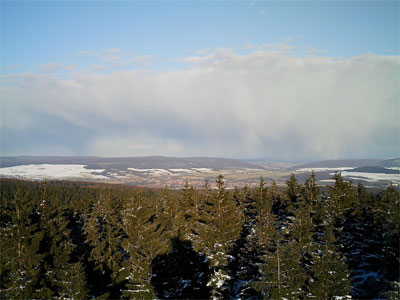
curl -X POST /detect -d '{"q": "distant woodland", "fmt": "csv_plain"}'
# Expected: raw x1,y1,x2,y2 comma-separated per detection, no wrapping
0,174,399,299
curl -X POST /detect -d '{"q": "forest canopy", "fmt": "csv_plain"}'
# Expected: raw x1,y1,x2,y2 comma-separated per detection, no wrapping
0,174,399,299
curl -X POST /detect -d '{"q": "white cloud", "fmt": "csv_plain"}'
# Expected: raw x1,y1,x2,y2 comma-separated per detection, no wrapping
244,43,256,50
2,49,399,159
196,48,210,55
177,54,213,63
77,49,153,68
77,49,99,57
306,48,328,55
129,55,153,65
87,135,183,157
104,48,121,54
3,64,24,70
39,63,76,73
91,65,109,71
243,41,295,52
77,49,124,66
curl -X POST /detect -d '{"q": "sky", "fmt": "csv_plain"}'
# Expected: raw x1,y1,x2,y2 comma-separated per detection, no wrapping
1,0,399,162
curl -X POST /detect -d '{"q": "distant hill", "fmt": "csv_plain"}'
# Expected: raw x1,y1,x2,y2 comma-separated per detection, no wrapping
293,158,399,170
377,158,400,168
347,166,399,174
293,159,380,169
0,156,264,171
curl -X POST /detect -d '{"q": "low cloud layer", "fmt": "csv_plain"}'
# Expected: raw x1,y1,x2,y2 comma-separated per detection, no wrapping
2,49,399,160
39,63,76,73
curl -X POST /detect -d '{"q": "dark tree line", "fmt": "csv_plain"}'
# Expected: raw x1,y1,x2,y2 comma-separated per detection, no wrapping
0,174,398,299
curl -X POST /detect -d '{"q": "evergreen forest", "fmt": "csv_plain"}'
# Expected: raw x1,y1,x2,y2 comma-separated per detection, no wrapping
0,173,399,299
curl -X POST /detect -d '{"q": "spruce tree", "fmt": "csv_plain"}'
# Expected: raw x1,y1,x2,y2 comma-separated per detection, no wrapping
254,212,307,299
303,171,320,210
374,185,400,298
199,175,243,299
121,190,170,299
285,173,302,212
328,173,358,228
178,181,201,240
83,189,125,298
254,177,310,299
308,224,351,298
32,182,89,299
0,182,42,299
252,208,279,299
225,178,268,299
41,201,88,298
307,182,352,299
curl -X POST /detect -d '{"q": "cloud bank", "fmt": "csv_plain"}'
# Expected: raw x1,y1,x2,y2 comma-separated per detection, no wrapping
2,49,399,160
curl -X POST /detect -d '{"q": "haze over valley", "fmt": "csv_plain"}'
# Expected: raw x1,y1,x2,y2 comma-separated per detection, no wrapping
1,156,398,189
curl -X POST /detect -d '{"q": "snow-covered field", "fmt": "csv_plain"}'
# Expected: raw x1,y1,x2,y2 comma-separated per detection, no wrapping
191,168,213,172
387,167,400,171
128,168,172,176
233,168,263,173
297,167,354,172
319,179,336,183
0,164,107,180
332,171,400,183
169,168,197,173
128,167,215,175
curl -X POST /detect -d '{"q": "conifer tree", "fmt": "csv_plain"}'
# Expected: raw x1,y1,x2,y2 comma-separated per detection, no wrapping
184,184,205,247
48,211,87,298
308,223,351,298
303,171,320,209
190,180,210,253
252,203,278,299
296,173,320,275
121,190,170,298
279,207,309,298
226,178,268,299
254,211,305,299
255,177,270,213
178,181,201,240
242,185,258,227
157,187,180,239
328,173,358,227
256,222,309,299
34,182,88,299
199,175,243,299
306,180,352,298
83,189,125,298
0,183,42,299
254,177,310,299
285,173,302,212
374,185,400,298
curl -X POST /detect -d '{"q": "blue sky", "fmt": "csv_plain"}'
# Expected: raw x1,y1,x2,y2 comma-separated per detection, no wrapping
2,1,398,72
1,1,399,161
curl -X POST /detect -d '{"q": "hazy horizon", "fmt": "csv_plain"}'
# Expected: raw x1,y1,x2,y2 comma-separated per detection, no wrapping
1,154,398,166
1,1,399,161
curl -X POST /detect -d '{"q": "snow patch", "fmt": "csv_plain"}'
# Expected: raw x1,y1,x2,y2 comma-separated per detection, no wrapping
297,167,354,172
128,168,172,176
387,167,400,171
169,168,196,173
233,168,262,173
331,171,400,183
319,179,336,183
0,164,107,180
191,168,213,172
